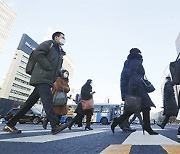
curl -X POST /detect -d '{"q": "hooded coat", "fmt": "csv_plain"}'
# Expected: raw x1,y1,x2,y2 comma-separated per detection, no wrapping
120,52,156,108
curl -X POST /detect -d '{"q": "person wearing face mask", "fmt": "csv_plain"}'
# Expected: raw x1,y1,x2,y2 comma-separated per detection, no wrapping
42,69,70,129
3,32,69,135
68,79,95,130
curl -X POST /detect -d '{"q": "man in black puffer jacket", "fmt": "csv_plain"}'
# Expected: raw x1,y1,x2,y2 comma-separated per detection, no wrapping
3,32,68,135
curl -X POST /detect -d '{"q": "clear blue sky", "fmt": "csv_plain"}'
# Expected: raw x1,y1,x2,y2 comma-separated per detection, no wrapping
1,0,180,112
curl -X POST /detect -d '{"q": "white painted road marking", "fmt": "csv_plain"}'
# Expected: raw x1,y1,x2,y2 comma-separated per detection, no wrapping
122,131,180,145
0,128,109,143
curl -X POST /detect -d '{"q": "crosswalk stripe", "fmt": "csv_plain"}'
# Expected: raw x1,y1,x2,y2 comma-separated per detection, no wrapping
0,128,109,143
161,145,180,153
122,131,180,145
0,129,50,135
100,144,132,154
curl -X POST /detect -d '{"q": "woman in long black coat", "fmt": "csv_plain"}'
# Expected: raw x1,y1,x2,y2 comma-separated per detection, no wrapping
158,76,178,129
111,48,158,135
68,79,94,130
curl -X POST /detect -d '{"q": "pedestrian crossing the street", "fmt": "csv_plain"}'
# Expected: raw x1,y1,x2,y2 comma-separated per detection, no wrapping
0,125,180,153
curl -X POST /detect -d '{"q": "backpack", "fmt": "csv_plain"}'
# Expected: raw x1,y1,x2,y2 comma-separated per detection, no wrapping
26,42,53,75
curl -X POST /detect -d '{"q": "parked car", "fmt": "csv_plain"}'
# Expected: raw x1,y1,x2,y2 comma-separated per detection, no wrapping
4,108,43,124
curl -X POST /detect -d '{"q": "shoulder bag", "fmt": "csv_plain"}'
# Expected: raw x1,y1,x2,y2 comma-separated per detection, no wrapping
124,95,142,113
141,75,155,93
81,98,94,110
53,91,67,106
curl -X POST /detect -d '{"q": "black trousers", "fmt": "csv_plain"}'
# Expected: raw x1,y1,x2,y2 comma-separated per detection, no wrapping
7,84,59,128
70,112,92,127
115,107,151,128
161,115,171,127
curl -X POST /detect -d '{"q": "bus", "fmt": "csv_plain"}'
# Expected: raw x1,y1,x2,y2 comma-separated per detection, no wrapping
60,103,121,125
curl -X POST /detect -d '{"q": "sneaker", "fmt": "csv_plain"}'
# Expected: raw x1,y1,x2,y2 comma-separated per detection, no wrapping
177,132,180,138
51,123,69,135
3,125,21,134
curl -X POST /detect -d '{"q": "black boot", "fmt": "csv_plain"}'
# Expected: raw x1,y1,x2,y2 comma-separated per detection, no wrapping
157,123,164,129
85,113,93,130
111,118,119,133
143,109,158,135
143,125,158,135
42,117,49,130
85,125,93,130
157,115,169,129
68,116,78,130
68,120,74,130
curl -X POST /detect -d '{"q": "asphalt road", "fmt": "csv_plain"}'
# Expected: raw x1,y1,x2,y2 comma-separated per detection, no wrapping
0,123,180,154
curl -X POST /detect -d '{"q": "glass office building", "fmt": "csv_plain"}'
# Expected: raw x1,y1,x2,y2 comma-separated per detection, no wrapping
0,0,16,53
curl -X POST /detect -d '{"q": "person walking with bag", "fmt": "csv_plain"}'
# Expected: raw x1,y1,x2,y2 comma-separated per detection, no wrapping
68,79,95,130
112,60,136,133
157,76,178,129
42,69,70,129
3,32,69,135
111,48,158,135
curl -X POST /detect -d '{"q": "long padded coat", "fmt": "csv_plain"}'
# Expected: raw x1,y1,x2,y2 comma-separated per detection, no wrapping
120,53,156,109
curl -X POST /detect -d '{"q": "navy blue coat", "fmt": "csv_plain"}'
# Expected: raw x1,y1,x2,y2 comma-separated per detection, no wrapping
120,53,156,108
163,80,178,116
120,60,130,101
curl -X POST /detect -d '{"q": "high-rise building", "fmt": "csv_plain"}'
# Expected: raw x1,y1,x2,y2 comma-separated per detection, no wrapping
175,33,180,54
0,0,16,53
0,34,75,105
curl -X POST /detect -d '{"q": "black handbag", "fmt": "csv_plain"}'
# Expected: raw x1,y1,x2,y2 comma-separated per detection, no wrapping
124,95,142,112
53,92,67,106
141,76,155,93
170,53,180,85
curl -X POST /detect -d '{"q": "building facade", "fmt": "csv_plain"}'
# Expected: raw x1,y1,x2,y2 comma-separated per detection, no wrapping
175,33,180,54
0,34,75,106
0,0,16,53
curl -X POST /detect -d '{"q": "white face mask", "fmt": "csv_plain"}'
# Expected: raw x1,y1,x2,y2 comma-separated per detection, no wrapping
59,38,66,46
63,72,68,78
